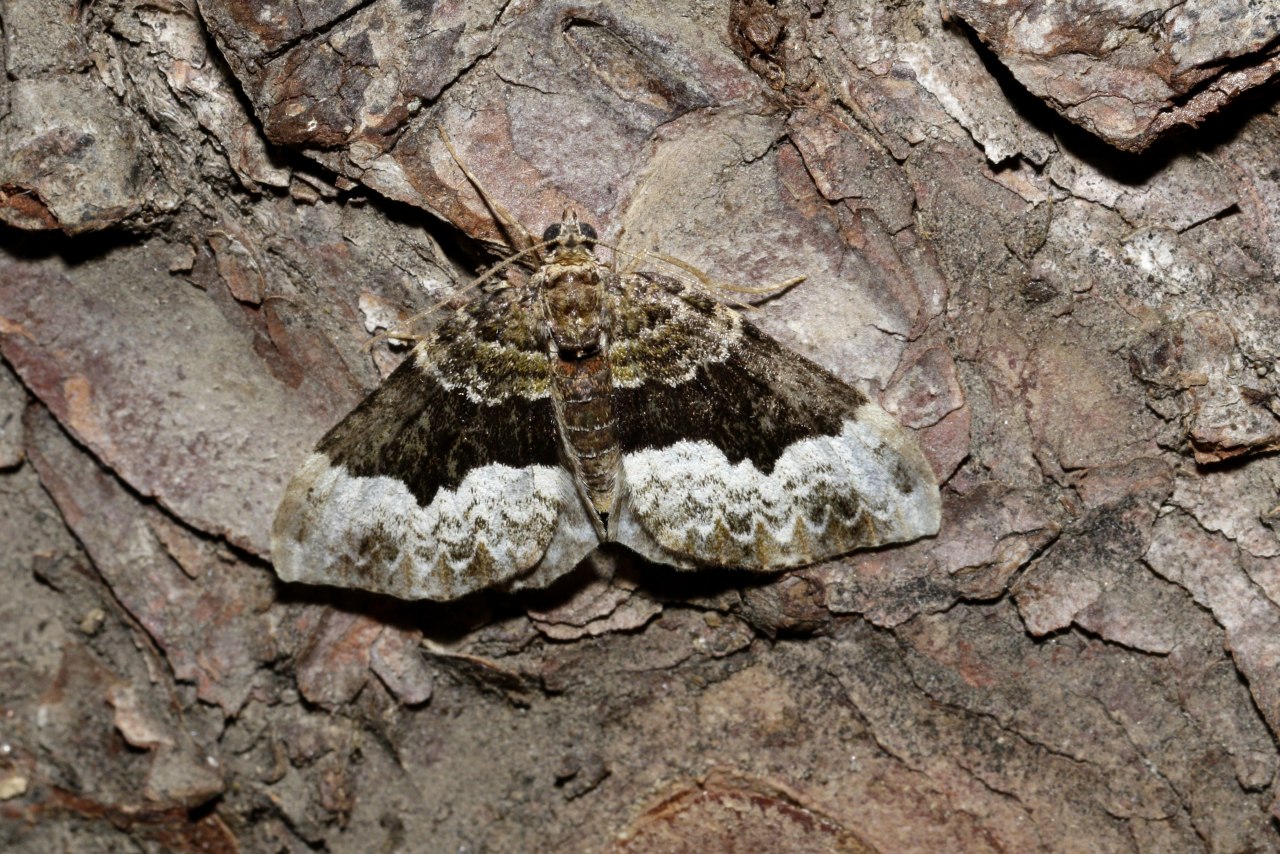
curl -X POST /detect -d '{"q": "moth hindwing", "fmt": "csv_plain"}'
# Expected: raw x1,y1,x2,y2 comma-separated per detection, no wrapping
271,213,941,600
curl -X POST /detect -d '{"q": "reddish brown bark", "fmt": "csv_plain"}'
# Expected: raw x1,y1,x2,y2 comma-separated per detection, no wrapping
2,1,1278,850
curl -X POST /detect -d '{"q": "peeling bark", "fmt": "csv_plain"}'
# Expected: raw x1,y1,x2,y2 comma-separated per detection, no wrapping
2,0,1279,850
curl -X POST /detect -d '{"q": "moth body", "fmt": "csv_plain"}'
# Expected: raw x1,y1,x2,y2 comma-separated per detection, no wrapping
270,212,942,601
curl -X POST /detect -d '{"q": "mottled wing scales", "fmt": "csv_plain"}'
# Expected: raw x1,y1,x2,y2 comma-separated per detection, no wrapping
274,228,941,599
271,290,598,600
609,273,940,570
273,454,596,600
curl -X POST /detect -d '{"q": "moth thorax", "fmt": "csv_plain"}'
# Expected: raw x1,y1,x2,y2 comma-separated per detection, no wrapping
542,263,605,356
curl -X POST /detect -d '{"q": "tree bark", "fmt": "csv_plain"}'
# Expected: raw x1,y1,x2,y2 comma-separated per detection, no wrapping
2,0,1278,850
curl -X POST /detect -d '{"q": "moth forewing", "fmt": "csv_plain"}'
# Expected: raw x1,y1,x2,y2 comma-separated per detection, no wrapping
270,213,940,600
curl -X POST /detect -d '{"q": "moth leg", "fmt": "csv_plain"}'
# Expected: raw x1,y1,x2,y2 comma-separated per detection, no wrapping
608,243,804,303
436,126,539,257
647,250,806,299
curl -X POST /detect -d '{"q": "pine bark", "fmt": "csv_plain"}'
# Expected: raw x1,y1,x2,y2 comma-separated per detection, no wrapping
2,1,1278,850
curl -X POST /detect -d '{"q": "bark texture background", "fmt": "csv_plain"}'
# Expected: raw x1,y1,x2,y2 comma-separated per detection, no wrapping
2,0,1279,850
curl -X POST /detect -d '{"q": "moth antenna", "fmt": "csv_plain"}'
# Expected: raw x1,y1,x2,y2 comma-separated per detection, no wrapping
647,249,806,298
593,239,749,310
609,222,628,274
594,238,806,310
360,279,488,354
362,235,562,352
466,235,560,291
436,126,538,257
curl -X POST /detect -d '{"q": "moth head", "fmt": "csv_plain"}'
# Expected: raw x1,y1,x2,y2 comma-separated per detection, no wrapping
542,211,598,261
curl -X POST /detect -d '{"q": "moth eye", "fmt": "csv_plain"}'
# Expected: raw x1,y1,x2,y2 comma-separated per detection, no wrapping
579,223,598,241
542,223,562,242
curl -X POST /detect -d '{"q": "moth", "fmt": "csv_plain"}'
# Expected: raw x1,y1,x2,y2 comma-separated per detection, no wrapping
271,212,941,601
